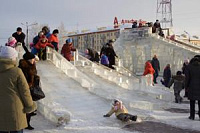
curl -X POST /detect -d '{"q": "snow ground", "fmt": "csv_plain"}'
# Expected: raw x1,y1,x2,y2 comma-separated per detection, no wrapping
25,61,200,133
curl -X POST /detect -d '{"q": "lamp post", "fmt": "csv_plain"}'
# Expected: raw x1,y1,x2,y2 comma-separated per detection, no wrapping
184,31,191,42
21,22,38,47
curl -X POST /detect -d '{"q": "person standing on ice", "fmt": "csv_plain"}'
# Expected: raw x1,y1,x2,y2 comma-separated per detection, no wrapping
182,59,189,97
48,29,59,51
18,52,39,130
104,99,139,122
143,61,155,86
61,38,76,61
151,55,160,84
185,56,200,120
161,64,171,87
106,39,118,69
168,71,185,103
42,26,51,39
12,27,28,52
0,46,36,133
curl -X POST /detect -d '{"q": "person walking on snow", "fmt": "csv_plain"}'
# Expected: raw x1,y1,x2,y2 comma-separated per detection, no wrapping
168,71,185,103
104,99,139,122
185,56,200,120
161,64,171,87
151,55,160,84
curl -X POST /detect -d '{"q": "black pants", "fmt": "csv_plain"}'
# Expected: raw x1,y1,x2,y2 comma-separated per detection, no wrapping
26,113,32,127
153,69,159,83
117,113,137,122
190,100,200,118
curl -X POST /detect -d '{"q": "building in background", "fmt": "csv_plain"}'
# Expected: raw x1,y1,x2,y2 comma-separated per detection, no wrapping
67,27,120,52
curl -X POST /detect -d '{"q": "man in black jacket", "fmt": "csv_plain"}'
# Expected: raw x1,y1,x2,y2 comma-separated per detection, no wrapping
12,27,28,52
151,55,160,84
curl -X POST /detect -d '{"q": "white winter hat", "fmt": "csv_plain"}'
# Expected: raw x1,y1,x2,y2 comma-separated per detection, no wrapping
0,46,18,60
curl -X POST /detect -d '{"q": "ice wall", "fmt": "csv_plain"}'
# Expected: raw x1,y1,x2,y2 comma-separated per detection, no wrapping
114,28,199,75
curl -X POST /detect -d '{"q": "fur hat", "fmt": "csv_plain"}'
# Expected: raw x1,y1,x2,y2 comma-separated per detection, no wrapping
23,52,35,60
7,37,17,47
0,46,18,60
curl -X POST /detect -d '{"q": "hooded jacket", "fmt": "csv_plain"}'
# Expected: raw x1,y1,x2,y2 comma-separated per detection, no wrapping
0,58,36,131
143,62,155,76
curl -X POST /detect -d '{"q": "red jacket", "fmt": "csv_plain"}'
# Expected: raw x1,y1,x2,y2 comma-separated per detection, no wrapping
35,36,54,50
143,62,155,76
61,43,76,61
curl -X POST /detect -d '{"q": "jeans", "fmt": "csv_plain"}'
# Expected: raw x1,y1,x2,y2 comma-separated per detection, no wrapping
0,130,23,133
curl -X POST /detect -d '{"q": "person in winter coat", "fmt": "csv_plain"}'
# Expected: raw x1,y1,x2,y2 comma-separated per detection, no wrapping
31,31,44,54
0,46,36,133
106,39,118,69
152,20,161,33
168,71,185,103
61,38,76,61
48,29,59,51
182,59,189,97
100,43,108,57
161,64,171,87
12,27,28,52
100,51,109,67
151,55,160,84
104,99,138,122
42,26,51,39
185,56,200,120
85,48,100,63
143,61,155,86
34,35,54,60
18,52,38,130
5,36,17,48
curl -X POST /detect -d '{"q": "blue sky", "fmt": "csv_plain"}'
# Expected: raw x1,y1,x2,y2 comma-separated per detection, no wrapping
0,0,200,44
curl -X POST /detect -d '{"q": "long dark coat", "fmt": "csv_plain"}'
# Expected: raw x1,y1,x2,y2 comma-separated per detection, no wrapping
185,57,200,100
106,45,117,66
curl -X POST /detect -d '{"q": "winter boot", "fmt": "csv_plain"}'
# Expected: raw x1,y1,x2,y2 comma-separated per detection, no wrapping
25,125,34,130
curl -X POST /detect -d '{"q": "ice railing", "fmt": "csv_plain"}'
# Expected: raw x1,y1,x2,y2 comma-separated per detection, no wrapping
150,33,200,53
46,47,97,89
73,50,140,89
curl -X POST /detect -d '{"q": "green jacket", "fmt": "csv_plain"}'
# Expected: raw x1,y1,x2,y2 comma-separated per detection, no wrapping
0,58,36,131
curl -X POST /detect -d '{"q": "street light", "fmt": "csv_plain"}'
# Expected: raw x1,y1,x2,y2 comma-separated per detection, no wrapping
21,22,38,47
184,31,191,42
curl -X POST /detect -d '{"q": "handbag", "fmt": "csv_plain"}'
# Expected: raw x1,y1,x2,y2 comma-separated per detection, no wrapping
30,75,45,101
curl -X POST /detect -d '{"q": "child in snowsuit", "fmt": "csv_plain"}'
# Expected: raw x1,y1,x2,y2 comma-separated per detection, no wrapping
168,71,185,103
104,99,138,122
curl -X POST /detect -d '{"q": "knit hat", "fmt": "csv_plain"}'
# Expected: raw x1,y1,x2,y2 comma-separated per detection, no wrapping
66,38,72,43
7,37,17,47
23,52,35,60
0,46,18,60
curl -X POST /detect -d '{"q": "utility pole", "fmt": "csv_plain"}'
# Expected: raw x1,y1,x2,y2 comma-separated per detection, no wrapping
21,22,38,47
156,0,173,28
184,31,191,42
